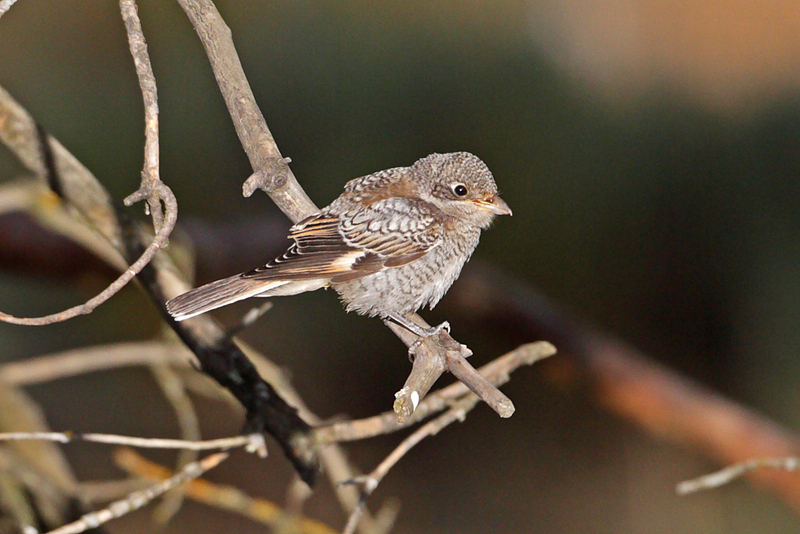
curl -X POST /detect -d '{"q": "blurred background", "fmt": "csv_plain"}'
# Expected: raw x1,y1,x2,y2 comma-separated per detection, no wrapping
2,0,800,532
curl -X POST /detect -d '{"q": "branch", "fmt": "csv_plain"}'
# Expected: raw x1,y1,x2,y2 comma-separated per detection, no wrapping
174,0,316,223
113,448,338,534
450,263,800,511
174,0,516,420
677,457,800,495
0,83,318,483
316,342,556,444
0,431,267,456
0,106,176,326
41,452,229,534
119,0,167,234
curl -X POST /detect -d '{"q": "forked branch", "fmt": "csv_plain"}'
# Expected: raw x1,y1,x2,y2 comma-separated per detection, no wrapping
0,0,177,326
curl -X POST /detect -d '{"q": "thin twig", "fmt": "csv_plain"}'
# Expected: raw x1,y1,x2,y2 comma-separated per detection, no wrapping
317,342,556,444
0,432,267,456
0,432,72,443
174,0,316,222
677,457,800,495
119,0,166,233
114,448,338,534
0,182,176,325
41,452,228,534
0,0,178,326
341,396,479,534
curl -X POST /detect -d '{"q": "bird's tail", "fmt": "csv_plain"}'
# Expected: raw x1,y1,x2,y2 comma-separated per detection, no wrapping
166,275,288,322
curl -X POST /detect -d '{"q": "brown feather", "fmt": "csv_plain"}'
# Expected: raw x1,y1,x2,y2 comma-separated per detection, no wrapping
166,274,278,321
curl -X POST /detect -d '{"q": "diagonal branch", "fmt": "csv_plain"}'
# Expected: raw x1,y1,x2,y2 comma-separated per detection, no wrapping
174,0,316,223
0,0,178,326
0,84,318,483
0,182,174,325
42,452,229,534
316,342,556,444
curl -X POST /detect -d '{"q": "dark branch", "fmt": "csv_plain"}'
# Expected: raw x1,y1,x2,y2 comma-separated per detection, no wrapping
0,85,318,484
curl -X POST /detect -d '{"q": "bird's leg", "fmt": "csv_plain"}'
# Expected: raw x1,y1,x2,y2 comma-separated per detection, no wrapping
386,313,450,356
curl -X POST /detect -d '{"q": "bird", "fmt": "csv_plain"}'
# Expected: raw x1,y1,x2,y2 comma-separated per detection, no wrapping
166,152,511,340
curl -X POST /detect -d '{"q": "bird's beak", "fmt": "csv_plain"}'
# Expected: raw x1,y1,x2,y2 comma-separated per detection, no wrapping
471,194,513,216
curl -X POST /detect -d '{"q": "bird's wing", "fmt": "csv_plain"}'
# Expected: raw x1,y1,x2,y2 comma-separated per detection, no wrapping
243,199,444,283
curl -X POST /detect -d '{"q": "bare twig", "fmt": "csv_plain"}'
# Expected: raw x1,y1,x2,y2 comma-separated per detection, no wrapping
0,433,72,443
119,0,166,233
677,457,800,495
83,433,266,456
341,396,480,534
114,448,338,534
0,431,267,456
41,452,228,534
0,0,178,326
174,0,316,222
0,182,175,325
317,342,556,444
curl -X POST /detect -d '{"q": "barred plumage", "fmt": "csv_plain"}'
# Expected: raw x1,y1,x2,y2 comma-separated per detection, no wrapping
166,152,511,327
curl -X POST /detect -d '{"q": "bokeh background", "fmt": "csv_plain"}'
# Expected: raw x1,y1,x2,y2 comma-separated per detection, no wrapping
2,0,800,532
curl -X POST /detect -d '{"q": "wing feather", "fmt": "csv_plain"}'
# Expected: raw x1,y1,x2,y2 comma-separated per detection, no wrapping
242,197,444,283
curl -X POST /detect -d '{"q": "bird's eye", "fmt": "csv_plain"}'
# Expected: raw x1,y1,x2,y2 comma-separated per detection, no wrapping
452,184,468,197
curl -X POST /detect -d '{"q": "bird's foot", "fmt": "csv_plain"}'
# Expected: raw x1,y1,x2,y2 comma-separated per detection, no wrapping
386,314,450,359
407,323,450,359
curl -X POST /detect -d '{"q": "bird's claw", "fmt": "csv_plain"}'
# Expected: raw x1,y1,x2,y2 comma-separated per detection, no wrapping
407,321,450,360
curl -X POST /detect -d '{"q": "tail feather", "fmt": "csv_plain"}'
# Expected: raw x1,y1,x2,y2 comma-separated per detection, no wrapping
166,275,286,321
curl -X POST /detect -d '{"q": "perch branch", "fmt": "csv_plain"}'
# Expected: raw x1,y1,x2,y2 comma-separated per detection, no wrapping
316,342,556,444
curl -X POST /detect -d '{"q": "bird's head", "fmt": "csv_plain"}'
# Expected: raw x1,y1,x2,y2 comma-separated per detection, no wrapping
415,152,512,229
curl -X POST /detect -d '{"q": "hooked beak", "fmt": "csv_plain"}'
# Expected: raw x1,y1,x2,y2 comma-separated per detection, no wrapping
471,194,513,216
